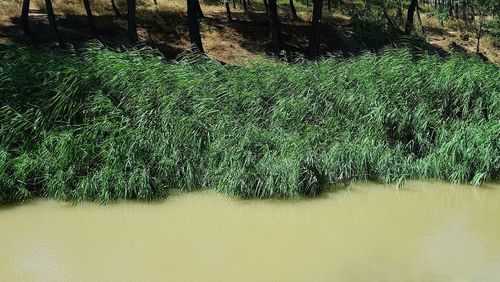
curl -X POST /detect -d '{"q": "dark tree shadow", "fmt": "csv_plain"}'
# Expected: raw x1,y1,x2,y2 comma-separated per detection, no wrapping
0,6,451,62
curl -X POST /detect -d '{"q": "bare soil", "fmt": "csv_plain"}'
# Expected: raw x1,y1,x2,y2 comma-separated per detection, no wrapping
0,2,498,64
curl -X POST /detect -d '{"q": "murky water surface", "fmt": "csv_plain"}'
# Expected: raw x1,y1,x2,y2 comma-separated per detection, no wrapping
1,181,500,281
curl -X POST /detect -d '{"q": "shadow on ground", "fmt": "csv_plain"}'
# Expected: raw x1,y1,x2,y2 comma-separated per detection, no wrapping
0,6,452,62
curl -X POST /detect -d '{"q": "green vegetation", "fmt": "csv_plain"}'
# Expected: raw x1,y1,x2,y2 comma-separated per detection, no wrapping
0,44,499,204
490,15,500,48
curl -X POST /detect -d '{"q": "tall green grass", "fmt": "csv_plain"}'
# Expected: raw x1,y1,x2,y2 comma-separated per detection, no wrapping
0,44,499,203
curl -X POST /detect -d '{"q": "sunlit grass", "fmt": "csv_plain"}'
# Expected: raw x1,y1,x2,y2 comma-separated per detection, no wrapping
0,44,498,204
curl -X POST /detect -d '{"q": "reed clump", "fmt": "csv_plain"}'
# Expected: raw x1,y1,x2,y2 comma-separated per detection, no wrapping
0,44,498,203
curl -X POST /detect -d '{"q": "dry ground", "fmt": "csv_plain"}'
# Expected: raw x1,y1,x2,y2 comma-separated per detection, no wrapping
0,0,498,63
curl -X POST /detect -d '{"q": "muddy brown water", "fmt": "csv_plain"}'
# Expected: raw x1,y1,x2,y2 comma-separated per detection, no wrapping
1,181,500,281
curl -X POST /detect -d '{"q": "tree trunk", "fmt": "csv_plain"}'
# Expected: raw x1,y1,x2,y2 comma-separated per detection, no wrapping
461,0,466,22
268,0,284,50
20,0,30,36
469,1,474,21
416,1,424,34
327,0,332,11
83,0,97,36
396,7,403,26
383,7,400,31
404,0,418,35
225,0,232,21
448,0,453,17
127,0,138,43
111,0,122,18
290,0,298,21
263,0,269,14
188,0,205,53
154,0,158,5
195,0,204,18
44,0,63,46
308,0,323,58
476,10,484,54
242,0,248,11
396,0,404,26
233,0,236,9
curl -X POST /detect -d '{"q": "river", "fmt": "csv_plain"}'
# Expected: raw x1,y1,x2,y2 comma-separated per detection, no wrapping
1,181,500,281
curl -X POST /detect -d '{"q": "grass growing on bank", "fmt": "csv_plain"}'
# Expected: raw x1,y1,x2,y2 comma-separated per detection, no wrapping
0,44,499,203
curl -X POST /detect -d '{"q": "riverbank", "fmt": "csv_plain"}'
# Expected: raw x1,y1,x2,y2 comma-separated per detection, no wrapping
1,44,499,203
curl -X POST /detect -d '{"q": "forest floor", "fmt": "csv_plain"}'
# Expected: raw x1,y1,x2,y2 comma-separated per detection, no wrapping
0,0,498,63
